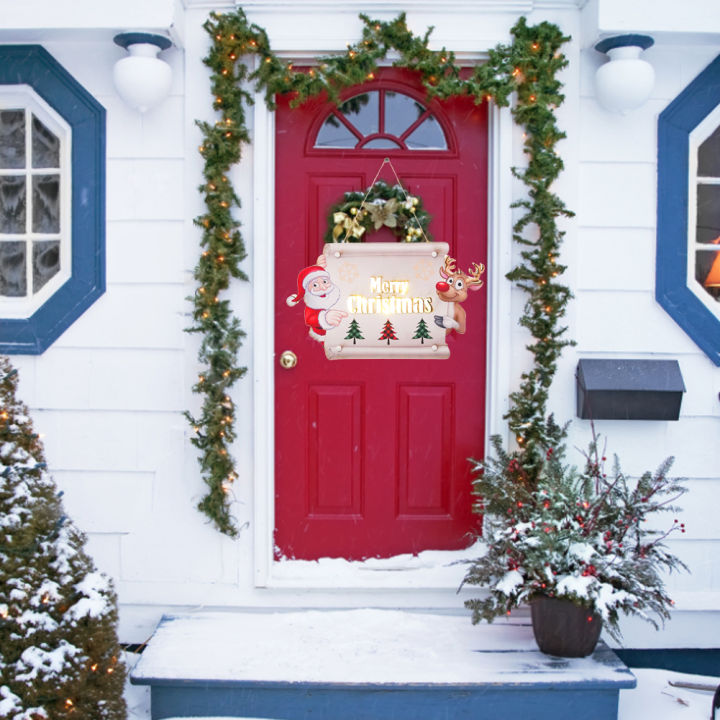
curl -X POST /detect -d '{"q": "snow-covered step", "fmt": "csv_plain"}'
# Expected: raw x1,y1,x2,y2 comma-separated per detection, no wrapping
131,609,636,720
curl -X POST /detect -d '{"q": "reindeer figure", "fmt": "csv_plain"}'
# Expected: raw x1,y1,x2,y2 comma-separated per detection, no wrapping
434,255,485,335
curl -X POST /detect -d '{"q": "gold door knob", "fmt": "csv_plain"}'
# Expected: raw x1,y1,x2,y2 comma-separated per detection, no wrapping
279,350,298,369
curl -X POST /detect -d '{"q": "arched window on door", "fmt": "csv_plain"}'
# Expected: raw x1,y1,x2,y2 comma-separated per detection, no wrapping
314,89,449,151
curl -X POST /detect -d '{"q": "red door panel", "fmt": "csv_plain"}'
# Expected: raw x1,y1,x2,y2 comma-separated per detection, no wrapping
397,384,453,515
308,383,364,515
307,175,364,254
275,69,487,559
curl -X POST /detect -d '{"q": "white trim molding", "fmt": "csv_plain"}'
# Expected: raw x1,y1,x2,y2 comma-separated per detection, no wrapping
486,104,515,443
238,1,534,11
252,93,276,588
237,0,586,11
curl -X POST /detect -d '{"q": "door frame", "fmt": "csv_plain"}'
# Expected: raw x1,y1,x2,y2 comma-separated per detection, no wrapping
250,63,515,588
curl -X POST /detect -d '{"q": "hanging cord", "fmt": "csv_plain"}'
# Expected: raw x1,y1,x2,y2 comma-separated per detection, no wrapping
340,157,431,243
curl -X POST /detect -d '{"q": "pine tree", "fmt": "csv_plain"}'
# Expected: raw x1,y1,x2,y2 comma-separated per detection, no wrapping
344,318,364,345
412,317,431,344
378,319,398,345
0,357,127,720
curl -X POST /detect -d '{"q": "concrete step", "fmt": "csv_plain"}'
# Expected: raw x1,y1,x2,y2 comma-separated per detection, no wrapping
131,609,636,720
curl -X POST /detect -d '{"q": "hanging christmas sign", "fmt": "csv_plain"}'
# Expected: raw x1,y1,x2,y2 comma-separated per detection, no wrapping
287,242,485,359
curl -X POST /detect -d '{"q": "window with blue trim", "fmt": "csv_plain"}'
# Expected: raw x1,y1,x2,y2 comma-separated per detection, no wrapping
0,46,105,355
657,54,720,366
691,110,720,303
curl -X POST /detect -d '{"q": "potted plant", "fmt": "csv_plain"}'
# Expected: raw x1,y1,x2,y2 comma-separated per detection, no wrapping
462,419,688,657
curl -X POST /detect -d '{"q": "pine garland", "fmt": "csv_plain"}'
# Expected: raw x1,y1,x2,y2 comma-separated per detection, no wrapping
190,7,572,534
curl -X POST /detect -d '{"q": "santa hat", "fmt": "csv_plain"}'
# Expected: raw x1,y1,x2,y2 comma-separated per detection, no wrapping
286,265,329,306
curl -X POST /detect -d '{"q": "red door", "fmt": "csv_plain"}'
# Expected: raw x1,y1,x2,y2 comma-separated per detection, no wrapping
275,68,487,560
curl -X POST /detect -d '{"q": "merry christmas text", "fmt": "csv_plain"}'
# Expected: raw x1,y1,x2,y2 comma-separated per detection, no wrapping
346,275,434,315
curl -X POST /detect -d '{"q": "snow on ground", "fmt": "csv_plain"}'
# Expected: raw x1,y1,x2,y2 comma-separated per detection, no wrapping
618,669,718,720
123,651,150,720
271,541,485,587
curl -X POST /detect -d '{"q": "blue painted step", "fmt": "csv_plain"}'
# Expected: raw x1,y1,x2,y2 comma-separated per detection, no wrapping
131,610,636,720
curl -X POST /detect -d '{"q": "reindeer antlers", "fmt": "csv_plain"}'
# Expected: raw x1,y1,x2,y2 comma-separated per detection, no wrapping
439,255,485,287
441,255,457,277
466,262,485,287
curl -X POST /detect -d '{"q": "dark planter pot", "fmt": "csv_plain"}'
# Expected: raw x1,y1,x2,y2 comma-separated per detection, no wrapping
531,595,603,657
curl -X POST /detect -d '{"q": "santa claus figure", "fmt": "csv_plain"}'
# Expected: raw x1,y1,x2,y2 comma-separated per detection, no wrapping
286,256,348,342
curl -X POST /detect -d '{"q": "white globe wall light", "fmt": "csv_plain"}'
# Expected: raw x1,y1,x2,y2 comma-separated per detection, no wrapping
113,32,172,113
594,34,655,114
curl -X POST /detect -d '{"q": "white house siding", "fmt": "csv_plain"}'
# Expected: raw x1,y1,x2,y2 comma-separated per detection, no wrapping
563,23,720,646
1,4,222,640
2,0,719,649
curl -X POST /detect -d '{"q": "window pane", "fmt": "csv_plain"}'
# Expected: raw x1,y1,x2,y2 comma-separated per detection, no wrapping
406,116,448,150
362,137,401,149
32,115,60,168
339,92,379,136
698,125,720,177
0,110,26,169
32,174,60,233
697,248,720,300
33,240,60,292
385,91,426,137
0,175,27,233
0,241,27,296
315,115,358,148
696,184,720,244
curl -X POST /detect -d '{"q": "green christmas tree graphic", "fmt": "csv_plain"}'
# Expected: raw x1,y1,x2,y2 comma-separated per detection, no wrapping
344,318,364,344
412,317,432,344
379,319,398,345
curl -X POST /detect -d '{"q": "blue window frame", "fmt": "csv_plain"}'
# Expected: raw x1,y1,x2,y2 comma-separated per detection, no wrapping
657,54,720,366
0,45,105,354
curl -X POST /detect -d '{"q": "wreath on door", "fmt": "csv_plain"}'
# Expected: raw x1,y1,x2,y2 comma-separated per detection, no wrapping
325,180,432,243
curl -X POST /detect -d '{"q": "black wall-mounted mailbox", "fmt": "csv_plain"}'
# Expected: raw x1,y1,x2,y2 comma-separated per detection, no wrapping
576,359,685,421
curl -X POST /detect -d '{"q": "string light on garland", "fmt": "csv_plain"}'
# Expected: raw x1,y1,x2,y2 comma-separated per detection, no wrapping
190,7,572,535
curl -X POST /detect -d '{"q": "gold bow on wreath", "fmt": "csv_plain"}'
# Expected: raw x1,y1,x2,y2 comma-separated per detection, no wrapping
332,211,366,240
